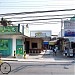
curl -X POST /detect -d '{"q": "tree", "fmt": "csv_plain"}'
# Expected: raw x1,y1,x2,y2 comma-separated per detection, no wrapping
0,17,12,26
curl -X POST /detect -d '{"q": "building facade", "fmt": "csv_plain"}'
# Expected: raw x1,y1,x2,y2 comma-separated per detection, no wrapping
0,24,30,57
28,30,52,53
64,16,75,56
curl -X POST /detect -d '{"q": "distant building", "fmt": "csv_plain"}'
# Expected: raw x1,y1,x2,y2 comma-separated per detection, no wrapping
58,16,75,56
25,30,52,53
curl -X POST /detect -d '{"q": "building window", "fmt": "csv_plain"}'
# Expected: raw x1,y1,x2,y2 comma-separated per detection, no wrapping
32,43,37,49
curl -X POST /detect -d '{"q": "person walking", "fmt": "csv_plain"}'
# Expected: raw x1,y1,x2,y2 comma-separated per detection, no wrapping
54,48,57,56
52,47,55,56
64,47,68,57
52,46,57,56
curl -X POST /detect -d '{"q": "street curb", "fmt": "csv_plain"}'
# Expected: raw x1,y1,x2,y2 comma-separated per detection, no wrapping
1,58,74,63
2,60,18,61
1,58,18,61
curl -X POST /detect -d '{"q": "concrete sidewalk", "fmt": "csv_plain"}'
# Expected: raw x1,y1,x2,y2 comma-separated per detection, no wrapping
1,58,73,63
1,50,75,63
1,55,74,63
1,56,74,63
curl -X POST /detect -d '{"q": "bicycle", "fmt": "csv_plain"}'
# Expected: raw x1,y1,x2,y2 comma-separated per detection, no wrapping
0,59,11,74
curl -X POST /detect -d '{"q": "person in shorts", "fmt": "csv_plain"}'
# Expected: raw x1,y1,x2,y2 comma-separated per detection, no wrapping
64,47,68,57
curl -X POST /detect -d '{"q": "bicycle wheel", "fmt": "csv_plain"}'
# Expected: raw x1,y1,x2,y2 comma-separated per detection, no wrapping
0,62,11,74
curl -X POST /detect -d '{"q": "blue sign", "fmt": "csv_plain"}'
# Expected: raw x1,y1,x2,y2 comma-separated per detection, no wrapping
64,30,75,37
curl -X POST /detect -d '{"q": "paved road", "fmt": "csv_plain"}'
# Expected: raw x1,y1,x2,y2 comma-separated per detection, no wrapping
0,61,75,75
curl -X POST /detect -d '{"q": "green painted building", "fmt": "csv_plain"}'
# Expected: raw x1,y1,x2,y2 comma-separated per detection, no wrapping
0,25,29,57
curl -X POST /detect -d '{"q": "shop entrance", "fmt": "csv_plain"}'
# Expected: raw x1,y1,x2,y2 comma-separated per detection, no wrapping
71,42,75,48
16,39,23,57
43,42,49,49
25,41,29,53
71,42,75,55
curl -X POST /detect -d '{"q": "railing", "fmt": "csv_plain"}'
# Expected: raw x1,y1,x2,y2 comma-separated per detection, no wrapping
29,49,43,53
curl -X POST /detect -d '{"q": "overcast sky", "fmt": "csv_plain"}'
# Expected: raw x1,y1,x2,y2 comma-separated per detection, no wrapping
0,0,75,35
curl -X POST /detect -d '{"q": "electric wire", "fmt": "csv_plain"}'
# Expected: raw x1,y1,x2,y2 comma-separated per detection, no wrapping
4,14,75,19
7,16,73,22
0,8,75,16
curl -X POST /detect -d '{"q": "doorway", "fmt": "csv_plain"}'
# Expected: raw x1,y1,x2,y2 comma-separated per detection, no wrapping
25,41,29,53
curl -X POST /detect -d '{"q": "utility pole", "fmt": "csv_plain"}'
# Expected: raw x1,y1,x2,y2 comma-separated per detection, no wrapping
61,19,63,37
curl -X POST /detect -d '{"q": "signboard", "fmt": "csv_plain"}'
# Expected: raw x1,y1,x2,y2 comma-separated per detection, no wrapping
24,27,30,37
64,29,75,37
18,24,30,36
30,31,51,37
64,20,75,29
16,45,23,55
35,32,46,37
0,26,18,34
64,20,75,37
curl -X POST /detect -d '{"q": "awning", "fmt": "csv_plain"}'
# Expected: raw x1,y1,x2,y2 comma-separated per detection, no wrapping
49,40,57,45
43,42,49,44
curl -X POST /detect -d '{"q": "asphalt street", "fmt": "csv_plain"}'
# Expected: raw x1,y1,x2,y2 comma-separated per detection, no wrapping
0,61,75,75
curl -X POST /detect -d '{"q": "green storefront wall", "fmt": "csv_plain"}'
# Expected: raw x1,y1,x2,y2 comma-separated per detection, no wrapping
0,39,12,56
